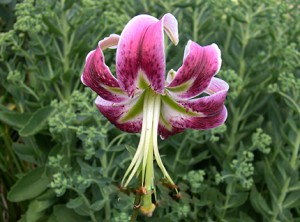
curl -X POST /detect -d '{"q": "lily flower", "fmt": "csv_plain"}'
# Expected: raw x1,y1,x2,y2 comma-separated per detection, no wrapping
81,13,228,216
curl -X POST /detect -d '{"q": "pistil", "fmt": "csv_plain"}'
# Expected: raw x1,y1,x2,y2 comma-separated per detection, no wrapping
140,90,159,216
121,89,177,216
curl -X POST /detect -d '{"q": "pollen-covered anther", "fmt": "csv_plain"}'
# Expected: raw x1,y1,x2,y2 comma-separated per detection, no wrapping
135,186,147,195
133,204,141,209
174,193,181,199
161,180,179,189
118,184,129,193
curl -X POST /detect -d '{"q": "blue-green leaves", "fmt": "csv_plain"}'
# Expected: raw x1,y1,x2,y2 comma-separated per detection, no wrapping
8,167,49,202
19,106,55,137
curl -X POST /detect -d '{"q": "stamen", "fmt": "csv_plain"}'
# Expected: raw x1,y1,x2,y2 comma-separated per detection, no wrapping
142,92,155,185
121,89,178,215
121,92,149,187
153,97,177,190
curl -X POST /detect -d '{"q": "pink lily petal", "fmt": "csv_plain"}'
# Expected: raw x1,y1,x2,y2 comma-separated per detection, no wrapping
116,13,178,97
81,34,127,102
168,106,227,130
95,94,144,133
179,78,229,116
160,78,228,138
167,41,222,99
158,124,184,140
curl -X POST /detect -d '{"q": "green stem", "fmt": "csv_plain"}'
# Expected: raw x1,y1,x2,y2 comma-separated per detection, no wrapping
278,91,300,115
172,134,189,171
227,107,240,154
20,82,40,101
219,182,233,221
270,178,290,222
70,188,97,222
224,18,233,52
290,131,300,169
1,127,24,174
192,8,199,41
237,18,250,83
99,133,111,222
106,133,126,151
270,132,300,221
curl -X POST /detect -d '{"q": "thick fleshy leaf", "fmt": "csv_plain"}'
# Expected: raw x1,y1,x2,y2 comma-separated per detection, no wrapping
167,41,222,99
81,34,127,102
95,94,144,133
116,13,178,97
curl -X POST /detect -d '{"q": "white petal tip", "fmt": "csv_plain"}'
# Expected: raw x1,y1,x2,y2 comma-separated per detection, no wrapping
98,34,120,50
163,13,179,46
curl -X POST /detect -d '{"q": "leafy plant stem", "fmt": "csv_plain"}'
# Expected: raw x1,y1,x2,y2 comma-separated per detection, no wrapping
28,137,44,165
59,7,72,98
227,106,240,155
219,182,233,221
291,131,300,170
1,127,23,174
224,18,233,52
20,82,40,101
99,135,112,222
45,56,65,100
192,7,199,41
54,83,65,101
238,18,250,81
278,91,300,115
106,133,127,151
270,132,300,221
270,178,290,222
172,134,189,171
70,188,97,222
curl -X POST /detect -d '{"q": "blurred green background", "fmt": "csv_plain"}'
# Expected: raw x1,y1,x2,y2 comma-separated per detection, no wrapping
0,0,299,221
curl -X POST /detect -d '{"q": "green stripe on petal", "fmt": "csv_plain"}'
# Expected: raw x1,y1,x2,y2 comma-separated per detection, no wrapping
159,113,172,131
119,92,146,123
161,93,198,116
166,80,193,93
138,72,150,90
102,85,126,95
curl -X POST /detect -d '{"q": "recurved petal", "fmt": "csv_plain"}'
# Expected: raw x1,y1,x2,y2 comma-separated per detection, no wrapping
167,41,222,99
116,13,178,96
158,123,184,140
95,93,145,133
81,34,127,102
168,106,227,130
160,87,227,137
179,77,229,116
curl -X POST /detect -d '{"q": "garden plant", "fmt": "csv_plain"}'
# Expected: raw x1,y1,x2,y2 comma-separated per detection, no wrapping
0,0,299,222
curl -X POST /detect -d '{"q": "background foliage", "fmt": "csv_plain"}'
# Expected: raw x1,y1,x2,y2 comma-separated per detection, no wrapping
0,0,299,221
